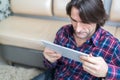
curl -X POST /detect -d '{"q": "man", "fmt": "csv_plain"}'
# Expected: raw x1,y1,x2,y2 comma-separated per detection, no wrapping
43,0,120,80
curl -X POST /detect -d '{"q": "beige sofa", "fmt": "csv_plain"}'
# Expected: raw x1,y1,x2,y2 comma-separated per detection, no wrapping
0,0,120,69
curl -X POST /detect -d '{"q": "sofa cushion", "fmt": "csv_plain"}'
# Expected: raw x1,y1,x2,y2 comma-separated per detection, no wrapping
53,0,70,17
115,27,120,40
110,0,120,22
0,16,70,50
11,0,53,16
53,0,104,18
102,26,117,36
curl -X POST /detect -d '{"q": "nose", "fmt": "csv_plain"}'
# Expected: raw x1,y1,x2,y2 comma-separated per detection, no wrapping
76,22,83,32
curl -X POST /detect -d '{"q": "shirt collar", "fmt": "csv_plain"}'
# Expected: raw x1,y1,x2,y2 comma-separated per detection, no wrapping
91,27,102,46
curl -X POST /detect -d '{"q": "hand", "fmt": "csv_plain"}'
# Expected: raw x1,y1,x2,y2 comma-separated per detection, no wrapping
43,48,62,63
80,55,108,77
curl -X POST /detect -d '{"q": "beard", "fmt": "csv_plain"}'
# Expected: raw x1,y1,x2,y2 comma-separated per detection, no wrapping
74,31,91,39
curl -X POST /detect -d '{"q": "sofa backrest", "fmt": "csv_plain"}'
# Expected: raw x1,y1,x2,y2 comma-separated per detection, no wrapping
9,0,120,40
10,0,70,18
108,0,120,39
110,0,120,22
11,0,53,16
53,0,70,18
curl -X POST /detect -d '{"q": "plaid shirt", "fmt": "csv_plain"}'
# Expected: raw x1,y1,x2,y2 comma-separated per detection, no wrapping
44,24,120,80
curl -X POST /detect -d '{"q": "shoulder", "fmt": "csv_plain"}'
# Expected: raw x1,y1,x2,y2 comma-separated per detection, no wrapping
56,24,73,36
98,27,120,46
94,28,120,57
54,24,73,44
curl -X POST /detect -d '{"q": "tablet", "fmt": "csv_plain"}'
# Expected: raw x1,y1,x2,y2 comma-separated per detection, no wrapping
41,40,88,62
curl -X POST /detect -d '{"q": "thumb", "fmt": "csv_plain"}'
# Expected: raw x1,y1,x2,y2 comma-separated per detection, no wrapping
89,53,93,57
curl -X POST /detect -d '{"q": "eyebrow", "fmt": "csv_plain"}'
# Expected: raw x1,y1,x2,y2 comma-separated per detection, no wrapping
70,17,77,22
70,17,83,23
70,17,90,24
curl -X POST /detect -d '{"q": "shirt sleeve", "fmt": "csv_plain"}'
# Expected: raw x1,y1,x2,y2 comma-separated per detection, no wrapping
43,56,57,69
43,27,63,69
106,64,120,79
105,44,120,79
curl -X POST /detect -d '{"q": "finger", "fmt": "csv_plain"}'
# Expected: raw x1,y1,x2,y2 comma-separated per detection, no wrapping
80,56,97,64
83,64,102,77
46,52,58,57
82,61,97,71
50,53,61,58
44,52,61,63
89,53,93,57
83,65,96,76
44,48,56,53
44,48,57,56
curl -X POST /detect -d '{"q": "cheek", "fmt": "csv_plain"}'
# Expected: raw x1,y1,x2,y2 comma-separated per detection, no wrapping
71,22,77,30
88,25,96,33
71,21,77,27
82,26,93,34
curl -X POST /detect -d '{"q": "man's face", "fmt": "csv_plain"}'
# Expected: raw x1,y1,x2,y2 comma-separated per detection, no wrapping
70,7,97,40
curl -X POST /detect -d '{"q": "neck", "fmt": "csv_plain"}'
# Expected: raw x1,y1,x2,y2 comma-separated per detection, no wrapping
73,34,87,47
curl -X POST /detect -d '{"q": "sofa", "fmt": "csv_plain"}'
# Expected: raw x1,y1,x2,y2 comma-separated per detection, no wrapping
0,0,120,69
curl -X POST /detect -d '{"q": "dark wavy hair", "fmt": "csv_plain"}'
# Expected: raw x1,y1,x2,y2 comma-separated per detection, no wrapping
66,0,108,26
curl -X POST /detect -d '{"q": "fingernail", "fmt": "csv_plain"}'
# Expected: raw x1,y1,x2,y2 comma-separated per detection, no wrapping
89,53,92,57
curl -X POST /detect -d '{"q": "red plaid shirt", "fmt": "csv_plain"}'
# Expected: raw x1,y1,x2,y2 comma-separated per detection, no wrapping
44,24,120,80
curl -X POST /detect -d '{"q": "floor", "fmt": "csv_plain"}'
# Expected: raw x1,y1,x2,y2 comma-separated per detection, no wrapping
0,56,42,80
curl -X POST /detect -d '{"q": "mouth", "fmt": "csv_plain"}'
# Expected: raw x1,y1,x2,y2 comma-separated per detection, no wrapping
76,31,87,35
75,32,89,39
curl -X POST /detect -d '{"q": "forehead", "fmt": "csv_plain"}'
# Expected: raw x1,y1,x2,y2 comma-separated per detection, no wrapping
71,7,81,21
